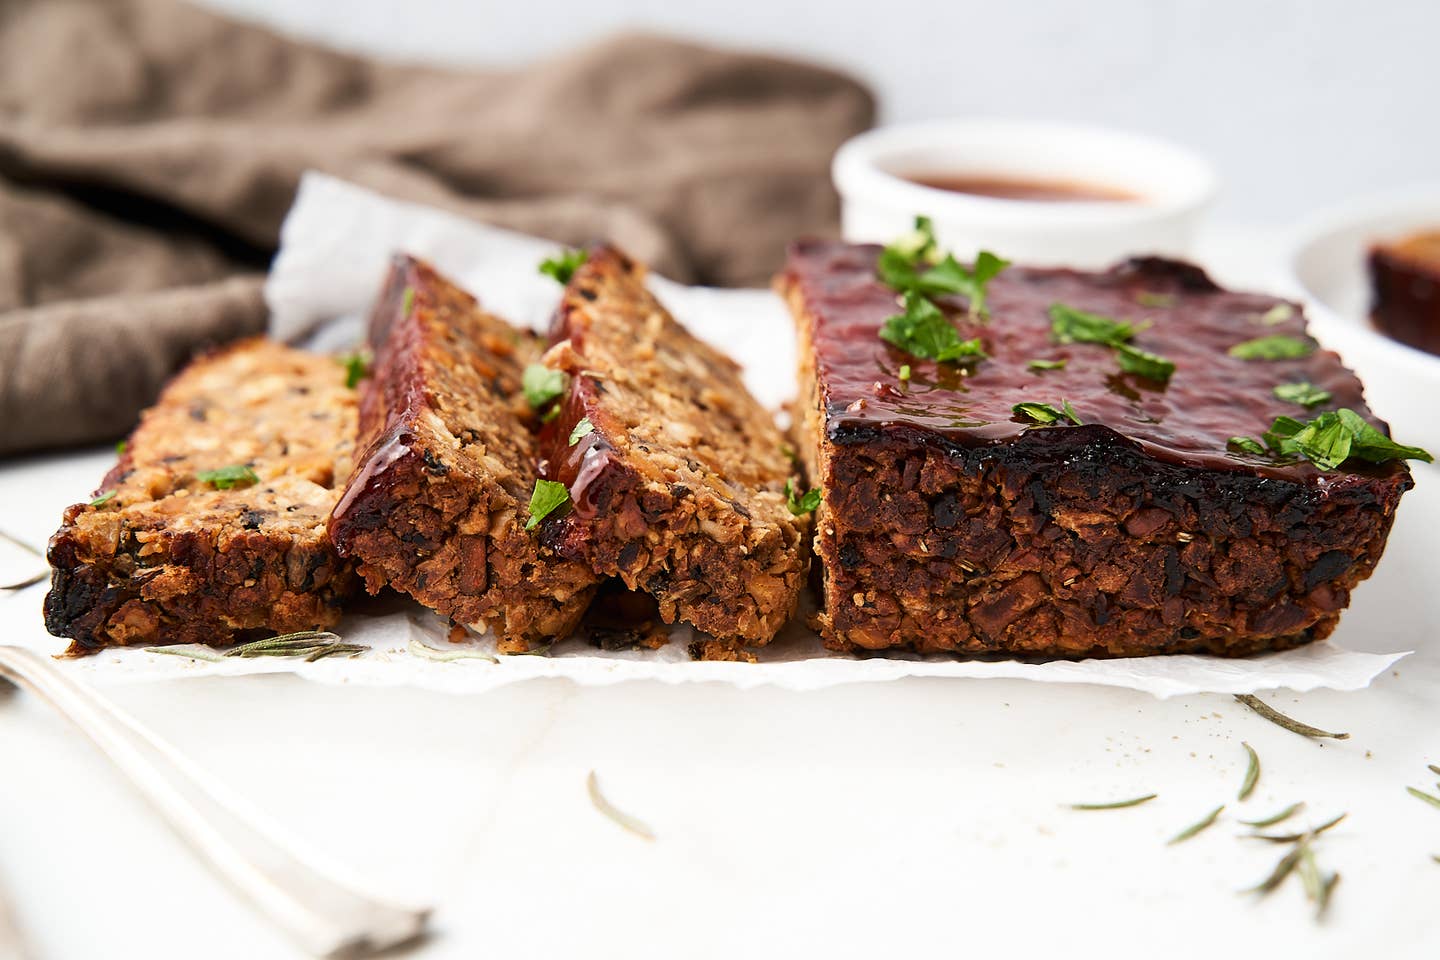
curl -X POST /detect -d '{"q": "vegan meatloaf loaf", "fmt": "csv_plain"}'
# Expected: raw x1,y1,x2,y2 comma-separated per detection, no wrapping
534,245,809,645
328,255,598,651
45,340,359,654
780,238,1417,658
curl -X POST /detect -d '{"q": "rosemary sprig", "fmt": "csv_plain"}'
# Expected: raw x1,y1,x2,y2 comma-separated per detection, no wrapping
1406,786,1440,811
144,645,228,663
222,631,365,662
406,637,499,664
586,771,655,842
1234,695,1349,740
1168,805,1224,845
1069,793,1157,810
1238,741,1261,800
1240,802,1305,828
1249,812,1347,843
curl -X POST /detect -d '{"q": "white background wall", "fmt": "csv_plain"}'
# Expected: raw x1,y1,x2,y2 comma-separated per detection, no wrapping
200,0,1437,226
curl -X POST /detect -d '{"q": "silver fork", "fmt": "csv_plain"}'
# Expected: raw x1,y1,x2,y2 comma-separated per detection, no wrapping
0,646,430,958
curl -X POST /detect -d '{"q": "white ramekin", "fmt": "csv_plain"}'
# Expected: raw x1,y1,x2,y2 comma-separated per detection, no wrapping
832,119,1218,269
1285,184,1440,457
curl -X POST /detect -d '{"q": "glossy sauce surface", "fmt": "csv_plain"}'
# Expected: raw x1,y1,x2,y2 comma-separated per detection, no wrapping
903,173,1139,203
785,240,1392,483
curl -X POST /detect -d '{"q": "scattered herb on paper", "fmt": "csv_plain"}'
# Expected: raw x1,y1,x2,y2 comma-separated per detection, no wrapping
1249,812,1347,843
1167,805,1224,845
1069,794,1157,810
587,770,655,841
1240,802,1305,829
1407,786,1440,811
1238,742,1261,801
1234,694,1350,739
407,637,499,664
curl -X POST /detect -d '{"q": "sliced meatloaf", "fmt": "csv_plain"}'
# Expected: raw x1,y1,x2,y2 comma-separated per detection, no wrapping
45,339,359,653
534,245,809,645
329,255,598,651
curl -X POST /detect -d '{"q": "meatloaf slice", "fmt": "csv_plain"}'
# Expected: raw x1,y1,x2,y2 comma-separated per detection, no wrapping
45,340,359,654
780,239,1416,658
329,255,598,651
534,245,809,644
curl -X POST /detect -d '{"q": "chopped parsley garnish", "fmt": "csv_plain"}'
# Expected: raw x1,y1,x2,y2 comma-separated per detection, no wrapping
568,417,594,446
880,290,986,363
1049,303,1136,346
522,364,567,411
196,465,259,490
115,440,128,456
525,479,570,530
784,478,821,516
539,248,589,285
1013,400,1082,426
1230,408,1432,470
1135,291,1177,308
1228,335,1314,361
1258,303,1295,326
1027,358,1068,372
338,350,371,389
898,364,912,382
88,490,116,507
877,216,1009,318
1049,303,1174,383
401,286,415,316
1273,382,1332,409
1114,343,1176,382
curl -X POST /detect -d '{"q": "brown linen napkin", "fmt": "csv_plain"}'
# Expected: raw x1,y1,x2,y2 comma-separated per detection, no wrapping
0,0,873,457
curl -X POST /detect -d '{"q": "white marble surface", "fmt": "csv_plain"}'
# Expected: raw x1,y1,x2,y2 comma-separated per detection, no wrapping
1,227,1437,958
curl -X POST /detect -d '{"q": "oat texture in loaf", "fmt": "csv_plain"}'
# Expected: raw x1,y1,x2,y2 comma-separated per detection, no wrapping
44,340,359,654
328,255,599,651
534,245,809,645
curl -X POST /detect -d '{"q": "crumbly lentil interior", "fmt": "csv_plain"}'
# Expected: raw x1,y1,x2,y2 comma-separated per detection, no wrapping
45,339,359,652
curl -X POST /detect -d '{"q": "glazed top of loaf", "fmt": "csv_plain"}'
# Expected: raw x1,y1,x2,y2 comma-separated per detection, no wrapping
783,239,1405,484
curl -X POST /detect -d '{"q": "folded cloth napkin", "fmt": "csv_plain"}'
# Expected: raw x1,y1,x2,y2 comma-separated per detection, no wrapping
0,0,873,457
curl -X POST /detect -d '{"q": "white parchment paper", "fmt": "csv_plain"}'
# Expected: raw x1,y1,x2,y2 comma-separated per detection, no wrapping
17,172,1407,698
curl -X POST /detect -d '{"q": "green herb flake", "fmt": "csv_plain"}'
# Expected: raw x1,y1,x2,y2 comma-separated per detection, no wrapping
401,286,415,316
1136,291,1177,308
1014,401,1082,426
539,248,589,285
1274,382,1331,408
1238,741,1261,801
1252,408,1432,470
525,479,570,531
785,478,821,516
1115,342,1176,382
1259,303,1295,326
1408,786,1440,811
522,364,567,410
568,417,595,446
115,440,128,456
339,350,372,389
876,218,1009,317
1228,436,1267,456
880,290,986,363
1069,793,1157,811
1049,303,1135,346
196,465,259,490
1027,358,1068,372
1228,334,1315,361
1167,804,1224,845
898,364,912,382
88,490,117,507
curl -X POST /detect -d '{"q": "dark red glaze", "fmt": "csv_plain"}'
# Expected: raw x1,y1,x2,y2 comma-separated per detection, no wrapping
784,239,1406,485
1369,239,1440,356
536,375,624,523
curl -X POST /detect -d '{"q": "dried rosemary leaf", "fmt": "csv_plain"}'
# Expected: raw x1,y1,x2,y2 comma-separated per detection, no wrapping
225,630,343,657
1407,786,1440,811
1429,764,1440,776
1,571,47,591
1234,695,1349,740
1238,741,1261,800
1316,871,1340,920
143,645,228,663
1069,793,1157,810
1249,812,1347,843
407,638,499,664
586,770,655,841
1167,804,1224,845
304,644,367,662
1239,802,1305,828
1245,843,1305,896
